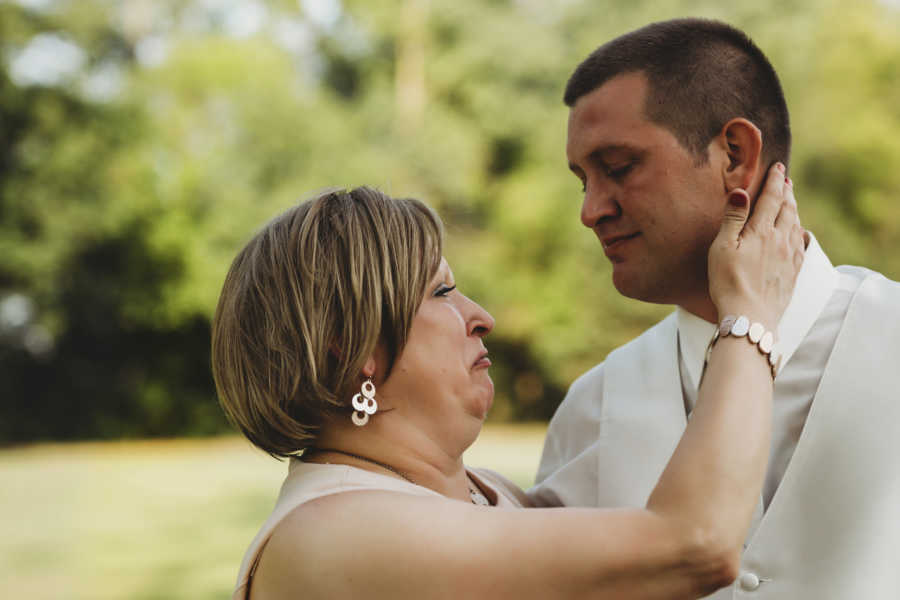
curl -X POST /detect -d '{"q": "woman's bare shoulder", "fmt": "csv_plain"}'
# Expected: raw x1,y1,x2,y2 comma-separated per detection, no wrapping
249,491,449,599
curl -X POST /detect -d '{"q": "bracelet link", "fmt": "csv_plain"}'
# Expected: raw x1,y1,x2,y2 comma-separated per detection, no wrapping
701,315,781,384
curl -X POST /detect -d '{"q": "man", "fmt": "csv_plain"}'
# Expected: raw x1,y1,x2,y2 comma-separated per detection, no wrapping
530,18,900,600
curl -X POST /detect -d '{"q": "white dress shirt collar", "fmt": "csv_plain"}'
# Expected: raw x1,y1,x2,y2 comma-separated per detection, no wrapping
677,233,837,391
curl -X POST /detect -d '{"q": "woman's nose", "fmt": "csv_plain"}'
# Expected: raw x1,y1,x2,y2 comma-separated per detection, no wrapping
466,296,494,337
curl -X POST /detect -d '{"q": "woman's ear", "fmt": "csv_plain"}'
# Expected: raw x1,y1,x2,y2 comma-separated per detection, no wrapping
332,344,378,379
719,118,763,192
361,355,377,379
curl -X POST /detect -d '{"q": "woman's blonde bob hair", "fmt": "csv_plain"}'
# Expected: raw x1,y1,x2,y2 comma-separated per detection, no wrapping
211,187,443,457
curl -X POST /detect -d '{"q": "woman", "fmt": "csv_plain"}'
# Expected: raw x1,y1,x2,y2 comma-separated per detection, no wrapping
212,164,804,599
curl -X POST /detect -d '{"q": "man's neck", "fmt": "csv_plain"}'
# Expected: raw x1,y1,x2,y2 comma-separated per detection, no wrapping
677,293,719,324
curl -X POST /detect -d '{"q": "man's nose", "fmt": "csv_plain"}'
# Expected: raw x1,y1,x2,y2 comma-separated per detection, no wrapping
580,180,620,228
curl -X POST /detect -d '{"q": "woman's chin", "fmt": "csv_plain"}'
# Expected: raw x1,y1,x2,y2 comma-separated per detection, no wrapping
478,383,494,419
463,383,494,423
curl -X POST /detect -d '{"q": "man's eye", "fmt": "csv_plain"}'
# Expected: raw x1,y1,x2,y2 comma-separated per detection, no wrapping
607,164,632,179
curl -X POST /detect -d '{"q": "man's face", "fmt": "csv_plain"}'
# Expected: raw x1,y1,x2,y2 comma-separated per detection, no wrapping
566,71,726,308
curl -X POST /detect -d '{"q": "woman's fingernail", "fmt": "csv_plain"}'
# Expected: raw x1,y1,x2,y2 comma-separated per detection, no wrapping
776,162,785,173
728,190,749,208
786,177,793,187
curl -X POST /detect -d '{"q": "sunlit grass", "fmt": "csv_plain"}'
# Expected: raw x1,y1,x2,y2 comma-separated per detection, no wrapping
0,424,546,599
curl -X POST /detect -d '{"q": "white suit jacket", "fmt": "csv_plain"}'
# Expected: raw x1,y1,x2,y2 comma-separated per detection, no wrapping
531,271,900,599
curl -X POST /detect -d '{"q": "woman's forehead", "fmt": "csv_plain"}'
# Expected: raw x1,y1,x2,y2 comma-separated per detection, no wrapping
434,257,451,278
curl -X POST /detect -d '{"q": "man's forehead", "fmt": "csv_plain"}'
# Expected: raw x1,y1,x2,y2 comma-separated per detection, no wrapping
566,74,663,158
569,72,649,118
566,117,646,163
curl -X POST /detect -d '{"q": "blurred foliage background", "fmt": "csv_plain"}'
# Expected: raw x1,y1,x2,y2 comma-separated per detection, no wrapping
2,0,900,444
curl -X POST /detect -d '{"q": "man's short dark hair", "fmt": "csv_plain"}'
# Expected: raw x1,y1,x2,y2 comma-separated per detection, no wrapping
564,18,791,166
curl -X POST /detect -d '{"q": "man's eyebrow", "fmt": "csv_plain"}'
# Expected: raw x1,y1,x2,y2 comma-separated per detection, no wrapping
570,144,641,172
588,144,640,161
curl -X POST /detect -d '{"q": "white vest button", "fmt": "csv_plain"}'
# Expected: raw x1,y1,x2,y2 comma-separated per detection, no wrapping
739,572,761,591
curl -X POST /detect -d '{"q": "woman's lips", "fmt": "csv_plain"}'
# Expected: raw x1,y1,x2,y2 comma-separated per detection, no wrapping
473,352,491,368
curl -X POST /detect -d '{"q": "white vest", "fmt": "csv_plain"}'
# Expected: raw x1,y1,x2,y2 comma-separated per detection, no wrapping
543,273,900,599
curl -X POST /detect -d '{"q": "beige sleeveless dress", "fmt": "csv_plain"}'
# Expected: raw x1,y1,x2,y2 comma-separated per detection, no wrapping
233,458,530,600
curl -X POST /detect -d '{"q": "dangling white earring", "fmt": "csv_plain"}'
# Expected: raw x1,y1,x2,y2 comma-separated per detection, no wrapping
351,378,377,426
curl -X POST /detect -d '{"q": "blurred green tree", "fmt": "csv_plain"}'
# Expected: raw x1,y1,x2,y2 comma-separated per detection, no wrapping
1,0,898,442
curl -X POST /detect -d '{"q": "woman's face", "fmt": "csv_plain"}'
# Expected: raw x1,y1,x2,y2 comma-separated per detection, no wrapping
379,258,495,445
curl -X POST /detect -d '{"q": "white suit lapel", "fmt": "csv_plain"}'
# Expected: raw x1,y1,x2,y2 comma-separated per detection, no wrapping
745,273,900,562
598,314,687,506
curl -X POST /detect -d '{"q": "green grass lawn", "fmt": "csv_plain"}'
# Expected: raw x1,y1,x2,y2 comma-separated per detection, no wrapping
0,423,547,600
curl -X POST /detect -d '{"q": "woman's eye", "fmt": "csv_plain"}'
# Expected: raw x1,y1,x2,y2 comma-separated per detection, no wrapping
434,285,457,297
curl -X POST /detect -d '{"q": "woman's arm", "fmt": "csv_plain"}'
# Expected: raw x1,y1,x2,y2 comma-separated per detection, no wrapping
645,164,804,566
253,165,804,600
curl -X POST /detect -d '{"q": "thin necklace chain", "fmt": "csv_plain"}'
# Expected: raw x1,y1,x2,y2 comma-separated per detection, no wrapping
306,447,415,483
303,447,491,506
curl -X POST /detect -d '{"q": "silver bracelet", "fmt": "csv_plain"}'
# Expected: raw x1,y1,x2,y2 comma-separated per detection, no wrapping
701,315,782,383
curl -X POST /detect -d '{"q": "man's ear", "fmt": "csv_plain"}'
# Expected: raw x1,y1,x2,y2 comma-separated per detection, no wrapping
719,118,763,192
